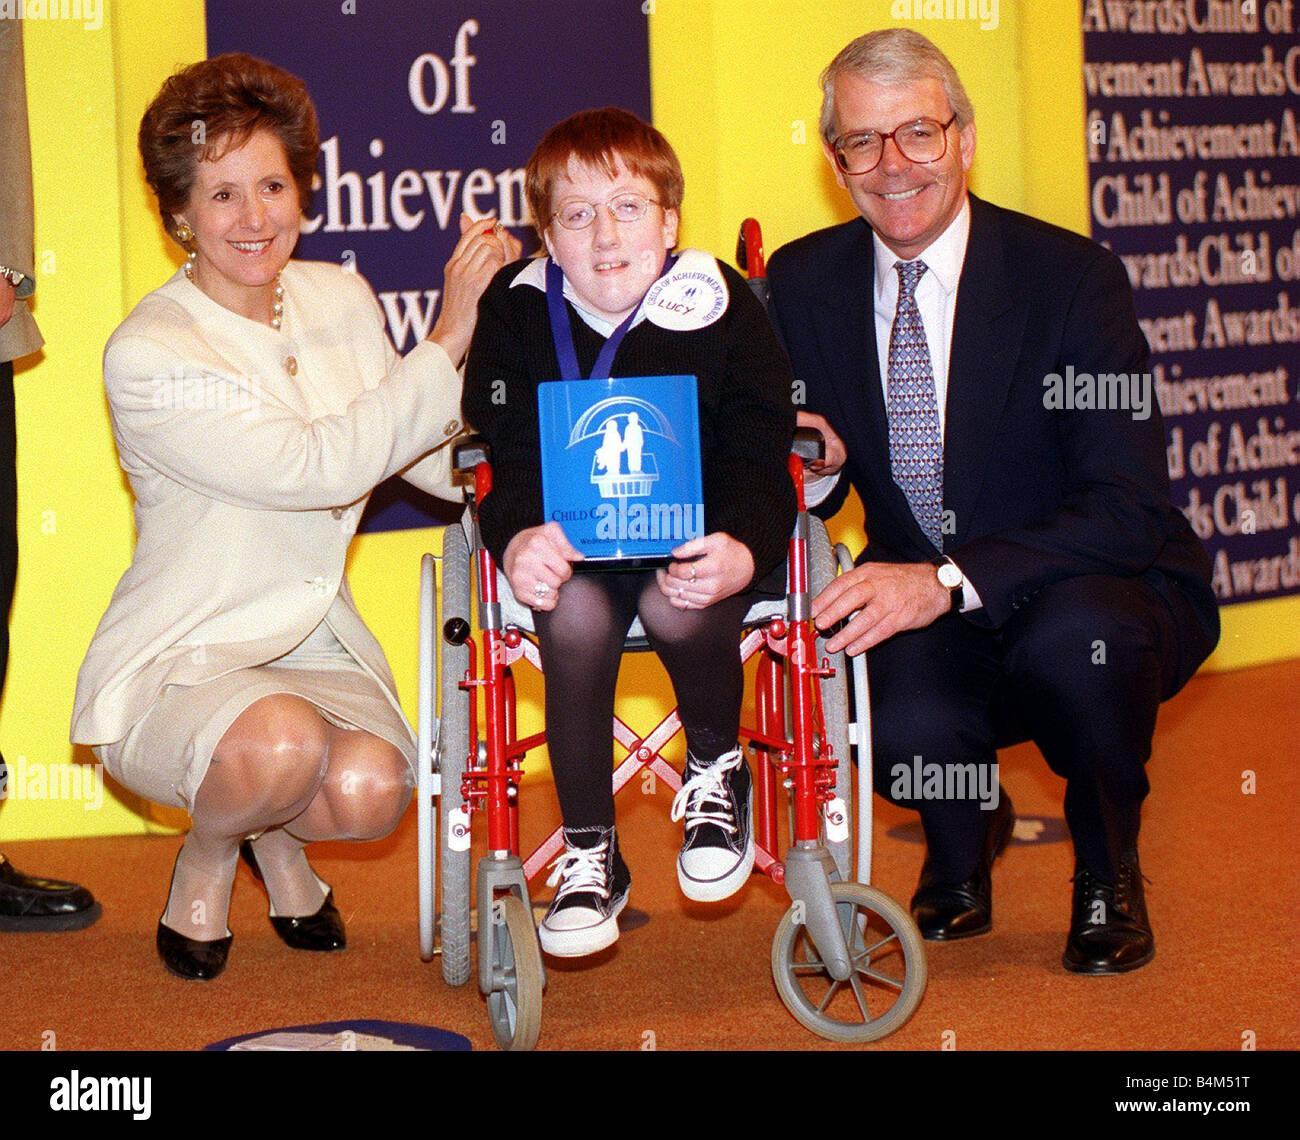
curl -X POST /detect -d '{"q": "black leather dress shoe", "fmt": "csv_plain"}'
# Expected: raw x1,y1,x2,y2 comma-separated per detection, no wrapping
910,789,1015,941
156,921,232,981
240,840,346,951
0,852,103,932
1063,855,1154,974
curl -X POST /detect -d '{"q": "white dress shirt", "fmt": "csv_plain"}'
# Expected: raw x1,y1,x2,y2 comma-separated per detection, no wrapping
872,198,970,435
807,198,983,611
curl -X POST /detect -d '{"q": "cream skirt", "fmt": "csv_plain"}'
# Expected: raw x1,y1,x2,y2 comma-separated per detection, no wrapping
95,618,414,812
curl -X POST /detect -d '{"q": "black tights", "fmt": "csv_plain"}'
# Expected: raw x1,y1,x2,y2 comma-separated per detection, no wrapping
534,571,751,830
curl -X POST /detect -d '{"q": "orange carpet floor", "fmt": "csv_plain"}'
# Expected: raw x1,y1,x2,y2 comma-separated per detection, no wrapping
1,659,1295,1053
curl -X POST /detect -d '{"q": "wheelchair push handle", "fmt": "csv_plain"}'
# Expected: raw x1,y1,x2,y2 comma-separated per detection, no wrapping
792,427,825,463
453,436,490,475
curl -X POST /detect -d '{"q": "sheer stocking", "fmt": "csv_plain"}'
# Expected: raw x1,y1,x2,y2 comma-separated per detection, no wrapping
534,571,749,830
162,694,412,934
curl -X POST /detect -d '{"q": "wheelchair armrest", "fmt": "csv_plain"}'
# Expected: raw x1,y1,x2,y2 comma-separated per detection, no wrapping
792,427,825,463
453,435,491,476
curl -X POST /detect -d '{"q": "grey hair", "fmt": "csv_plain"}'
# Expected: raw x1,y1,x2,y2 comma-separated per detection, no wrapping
819,28,976,142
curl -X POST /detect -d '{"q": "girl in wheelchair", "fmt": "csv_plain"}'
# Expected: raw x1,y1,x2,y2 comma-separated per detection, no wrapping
463,108,795,957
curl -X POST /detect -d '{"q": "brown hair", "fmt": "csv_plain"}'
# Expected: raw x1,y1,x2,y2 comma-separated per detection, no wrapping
524,107,684,232
139,52,319,239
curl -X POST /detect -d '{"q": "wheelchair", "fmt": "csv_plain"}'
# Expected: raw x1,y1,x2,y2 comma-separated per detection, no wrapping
415,438,927,1051
415,218,925,1050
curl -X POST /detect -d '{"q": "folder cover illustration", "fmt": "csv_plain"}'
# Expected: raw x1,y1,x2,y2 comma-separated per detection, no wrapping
538,375,704,563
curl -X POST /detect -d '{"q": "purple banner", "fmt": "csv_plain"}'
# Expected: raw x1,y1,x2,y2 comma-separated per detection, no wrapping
206,0,652,530
1082,2,1300,603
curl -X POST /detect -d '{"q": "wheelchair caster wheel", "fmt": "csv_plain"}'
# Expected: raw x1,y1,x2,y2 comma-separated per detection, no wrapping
485,893,544,1051
771,880,927,1044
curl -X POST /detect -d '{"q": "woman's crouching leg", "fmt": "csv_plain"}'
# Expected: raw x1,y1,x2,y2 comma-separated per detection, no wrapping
164,694,334,937
283,726,413,843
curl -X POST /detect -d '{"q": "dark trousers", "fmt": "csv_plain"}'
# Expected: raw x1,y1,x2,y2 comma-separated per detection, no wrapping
866,573,1195,884
0,360,16,788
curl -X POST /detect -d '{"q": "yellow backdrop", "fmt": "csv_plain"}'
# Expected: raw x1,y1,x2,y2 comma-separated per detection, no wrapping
6,0,1295,840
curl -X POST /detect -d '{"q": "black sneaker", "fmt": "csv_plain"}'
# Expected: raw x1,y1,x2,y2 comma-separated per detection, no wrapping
670,748,754,901
537,825,630,958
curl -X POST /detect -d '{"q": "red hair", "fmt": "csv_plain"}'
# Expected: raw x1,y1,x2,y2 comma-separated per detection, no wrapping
524,107,684,231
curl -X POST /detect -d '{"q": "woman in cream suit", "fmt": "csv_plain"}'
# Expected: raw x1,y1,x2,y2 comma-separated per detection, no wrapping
71,53,517,980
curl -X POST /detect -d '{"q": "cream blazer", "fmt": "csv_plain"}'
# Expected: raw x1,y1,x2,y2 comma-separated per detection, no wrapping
72,260,463,746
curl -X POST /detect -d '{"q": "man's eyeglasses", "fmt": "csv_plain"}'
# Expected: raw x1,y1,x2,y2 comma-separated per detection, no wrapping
550,193,661,231
831,114,958,175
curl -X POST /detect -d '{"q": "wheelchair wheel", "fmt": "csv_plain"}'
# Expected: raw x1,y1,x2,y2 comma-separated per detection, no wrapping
485,893,544,1051
771,880,927,1044
808,518,852,880
438,522,473,987
417,554,438,961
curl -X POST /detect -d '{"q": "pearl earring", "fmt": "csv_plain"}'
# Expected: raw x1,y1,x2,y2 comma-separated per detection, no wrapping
175,223,197,280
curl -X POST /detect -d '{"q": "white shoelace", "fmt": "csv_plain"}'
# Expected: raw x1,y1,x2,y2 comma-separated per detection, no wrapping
670,748,743,836
545,839,611,902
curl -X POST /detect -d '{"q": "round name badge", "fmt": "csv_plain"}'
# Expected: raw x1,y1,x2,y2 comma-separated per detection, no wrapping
644,257,729,331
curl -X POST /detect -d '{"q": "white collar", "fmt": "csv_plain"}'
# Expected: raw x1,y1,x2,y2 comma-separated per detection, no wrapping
510,248,725,336
872,196,970,298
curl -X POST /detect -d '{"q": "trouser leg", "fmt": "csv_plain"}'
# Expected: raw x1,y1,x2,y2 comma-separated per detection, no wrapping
865,613,1003,882
999,575,1179,882
0,361,16,791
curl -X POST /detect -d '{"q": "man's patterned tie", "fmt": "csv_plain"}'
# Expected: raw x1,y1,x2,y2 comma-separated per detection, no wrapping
886,260,943,550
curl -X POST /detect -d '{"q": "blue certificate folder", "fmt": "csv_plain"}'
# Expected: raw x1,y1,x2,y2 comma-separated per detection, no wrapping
538,375,704,564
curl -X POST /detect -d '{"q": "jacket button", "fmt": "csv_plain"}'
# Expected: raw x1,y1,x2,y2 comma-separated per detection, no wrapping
285,356,298,375
444,419,461,436
331,508,344,520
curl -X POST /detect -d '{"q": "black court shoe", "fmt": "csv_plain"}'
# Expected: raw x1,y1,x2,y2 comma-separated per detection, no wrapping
157,921,232,981
240,840,347,952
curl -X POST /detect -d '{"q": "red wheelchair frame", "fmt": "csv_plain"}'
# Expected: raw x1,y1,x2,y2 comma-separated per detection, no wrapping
417,436,926,1049
415,216,924,1049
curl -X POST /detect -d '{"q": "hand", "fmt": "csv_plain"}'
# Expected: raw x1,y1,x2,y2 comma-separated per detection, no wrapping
503,522,584,612
429,214,521,364
0,279,15,330
812,561,950,655
657,533,754,610
796,410,846,476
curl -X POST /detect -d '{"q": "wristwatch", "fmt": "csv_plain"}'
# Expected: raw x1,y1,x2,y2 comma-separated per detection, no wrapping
933,556,963,613
0,264,33,299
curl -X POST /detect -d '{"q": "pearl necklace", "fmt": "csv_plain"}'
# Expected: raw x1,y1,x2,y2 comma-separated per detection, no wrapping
184,252,284,329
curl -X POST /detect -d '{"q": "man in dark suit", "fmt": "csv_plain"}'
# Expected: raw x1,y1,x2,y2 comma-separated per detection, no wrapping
767,28,1217,973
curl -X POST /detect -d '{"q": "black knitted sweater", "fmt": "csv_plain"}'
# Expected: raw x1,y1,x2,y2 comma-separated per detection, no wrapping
462,255,797,584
